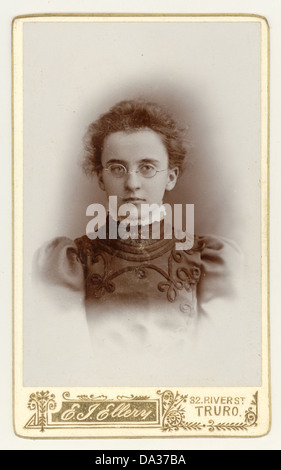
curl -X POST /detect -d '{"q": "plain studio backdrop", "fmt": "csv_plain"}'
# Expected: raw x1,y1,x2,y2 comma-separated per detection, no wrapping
23,19,262,385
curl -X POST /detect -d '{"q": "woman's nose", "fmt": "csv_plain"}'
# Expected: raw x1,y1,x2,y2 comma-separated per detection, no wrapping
124,170,142,191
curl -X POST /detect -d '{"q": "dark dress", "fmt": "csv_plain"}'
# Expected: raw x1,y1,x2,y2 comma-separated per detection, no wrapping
29,220,244,386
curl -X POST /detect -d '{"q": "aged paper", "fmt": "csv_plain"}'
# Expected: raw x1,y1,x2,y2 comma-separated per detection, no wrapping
12,14,270,438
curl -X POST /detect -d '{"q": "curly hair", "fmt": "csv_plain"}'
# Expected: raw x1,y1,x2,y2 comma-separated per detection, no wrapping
82,99,188,176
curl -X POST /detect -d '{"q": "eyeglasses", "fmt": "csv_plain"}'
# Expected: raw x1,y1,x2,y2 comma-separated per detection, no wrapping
102,163,169,179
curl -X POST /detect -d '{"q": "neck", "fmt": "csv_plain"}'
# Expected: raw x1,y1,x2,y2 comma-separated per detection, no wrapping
107,202,166,227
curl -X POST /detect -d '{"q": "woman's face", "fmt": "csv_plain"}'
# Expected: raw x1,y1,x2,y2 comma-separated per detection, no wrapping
98,129,179,218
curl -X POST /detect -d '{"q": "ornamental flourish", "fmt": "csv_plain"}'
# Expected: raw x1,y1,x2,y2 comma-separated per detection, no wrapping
24,389,259,433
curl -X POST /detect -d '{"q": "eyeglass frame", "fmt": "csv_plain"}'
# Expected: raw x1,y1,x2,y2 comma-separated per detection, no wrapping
101,162,170,179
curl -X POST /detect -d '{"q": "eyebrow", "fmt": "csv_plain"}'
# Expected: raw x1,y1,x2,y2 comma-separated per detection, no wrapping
105,158,161,166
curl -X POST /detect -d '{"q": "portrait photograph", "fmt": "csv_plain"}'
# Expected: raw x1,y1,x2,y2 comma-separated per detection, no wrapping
12,14,270,438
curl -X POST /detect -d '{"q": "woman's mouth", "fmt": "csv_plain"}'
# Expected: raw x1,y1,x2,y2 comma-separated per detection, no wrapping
123,197,146,204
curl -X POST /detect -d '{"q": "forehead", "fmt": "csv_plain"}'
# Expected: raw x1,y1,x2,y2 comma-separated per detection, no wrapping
101,129,168,164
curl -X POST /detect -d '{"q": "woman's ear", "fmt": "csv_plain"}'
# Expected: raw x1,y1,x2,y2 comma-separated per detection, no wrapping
165,167,179,192
98,172,105,191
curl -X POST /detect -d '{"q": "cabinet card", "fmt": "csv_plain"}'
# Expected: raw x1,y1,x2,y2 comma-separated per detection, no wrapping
12,14,270,438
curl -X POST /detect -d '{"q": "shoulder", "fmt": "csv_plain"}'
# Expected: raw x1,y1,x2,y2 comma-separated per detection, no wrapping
175,233,242,267
33,236,85,290
175,235,244,302
74,234,94,254
183,234,243,303
196,234,243,268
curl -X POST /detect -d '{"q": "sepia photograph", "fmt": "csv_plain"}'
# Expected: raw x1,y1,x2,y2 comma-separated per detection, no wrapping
12,14,269,438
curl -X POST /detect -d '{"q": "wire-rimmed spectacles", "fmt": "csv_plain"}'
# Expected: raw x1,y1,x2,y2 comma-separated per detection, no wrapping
102,163,168,179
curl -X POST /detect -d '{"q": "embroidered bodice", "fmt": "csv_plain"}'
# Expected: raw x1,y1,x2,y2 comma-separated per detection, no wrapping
75,233,202,311
31,226,244,386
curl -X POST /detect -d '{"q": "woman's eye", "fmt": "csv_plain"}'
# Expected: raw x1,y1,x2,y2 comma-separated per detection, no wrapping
139,164,156,176
110,165,126,176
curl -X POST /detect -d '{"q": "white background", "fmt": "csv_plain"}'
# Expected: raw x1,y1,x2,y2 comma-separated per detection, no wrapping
1,0,280,451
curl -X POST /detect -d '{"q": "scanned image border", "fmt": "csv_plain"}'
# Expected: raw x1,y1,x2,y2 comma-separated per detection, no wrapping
12,14,270,438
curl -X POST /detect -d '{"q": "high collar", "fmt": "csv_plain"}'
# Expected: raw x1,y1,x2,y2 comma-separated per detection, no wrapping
93,216,176,261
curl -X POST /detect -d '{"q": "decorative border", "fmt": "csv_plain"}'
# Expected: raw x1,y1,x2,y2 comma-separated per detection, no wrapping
24,390,258,434
158,390,258,432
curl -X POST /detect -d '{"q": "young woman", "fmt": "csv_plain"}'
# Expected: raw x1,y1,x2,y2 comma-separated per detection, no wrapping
31,100,243,386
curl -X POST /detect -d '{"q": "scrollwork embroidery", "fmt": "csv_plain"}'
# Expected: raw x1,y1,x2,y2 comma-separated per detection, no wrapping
83,241,201,304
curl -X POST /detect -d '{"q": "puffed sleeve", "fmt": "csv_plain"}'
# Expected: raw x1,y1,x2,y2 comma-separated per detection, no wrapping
196,234,243,306
33,236,85,292
26,237,95,386
190,236,252,385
